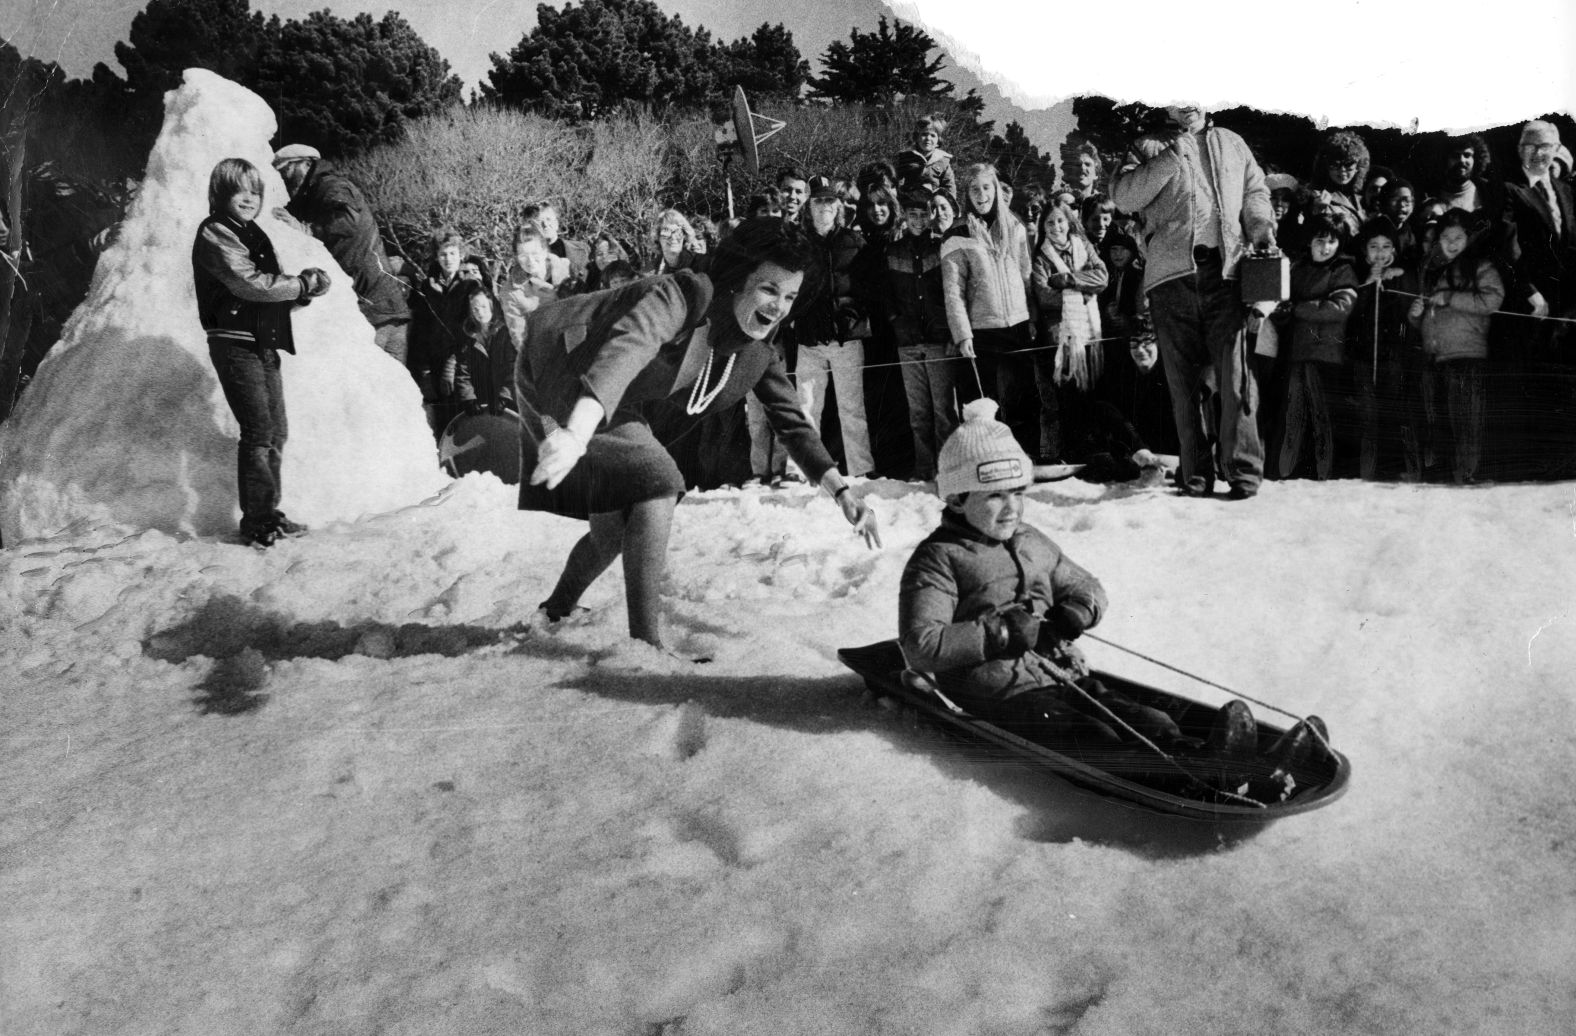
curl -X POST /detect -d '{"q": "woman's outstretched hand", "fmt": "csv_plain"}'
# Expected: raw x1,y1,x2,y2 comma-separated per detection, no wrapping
530,427,587,490
838,489,882,549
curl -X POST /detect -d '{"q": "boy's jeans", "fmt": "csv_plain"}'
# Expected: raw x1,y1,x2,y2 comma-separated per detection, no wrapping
209,341,287,528
797,339,874,476
898,342,957,479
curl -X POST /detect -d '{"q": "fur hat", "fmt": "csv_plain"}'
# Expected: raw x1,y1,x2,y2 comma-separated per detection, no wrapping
936,399,1033,498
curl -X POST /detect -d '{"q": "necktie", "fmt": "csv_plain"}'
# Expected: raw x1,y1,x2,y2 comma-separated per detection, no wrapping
1542,178,1563,236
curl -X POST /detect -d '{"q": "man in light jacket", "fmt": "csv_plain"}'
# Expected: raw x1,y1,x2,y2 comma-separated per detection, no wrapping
1112,104,1275,499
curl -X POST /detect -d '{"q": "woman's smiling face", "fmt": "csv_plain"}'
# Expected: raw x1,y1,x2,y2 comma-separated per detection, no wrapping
732,261,803,341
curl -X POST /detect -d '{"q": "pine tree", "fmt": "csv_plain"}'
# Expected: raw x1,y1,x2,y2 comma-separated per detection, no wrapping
719,23,810,101
254,11,462,155
483,0,722,121
808,16,952,108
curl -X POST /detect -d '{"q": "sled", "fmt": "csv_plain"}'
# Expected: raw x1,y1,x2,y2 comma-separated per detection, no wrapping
838,640,1350,823
438,410,525,483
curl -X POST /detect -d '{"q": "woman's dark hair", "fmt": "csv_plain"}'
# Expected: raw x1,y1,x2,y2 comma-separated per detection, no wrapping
859,183,900,229
708,216,821,312
458,280,499,334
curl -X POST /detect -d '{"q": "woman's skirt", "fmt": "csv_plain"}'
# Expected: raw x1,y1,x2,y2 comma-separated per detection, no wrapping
518,411,686,520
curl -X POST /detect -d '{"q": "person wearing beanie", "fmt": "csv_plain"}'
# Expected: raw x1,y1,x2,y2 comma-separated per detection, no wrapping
897,400,1259,753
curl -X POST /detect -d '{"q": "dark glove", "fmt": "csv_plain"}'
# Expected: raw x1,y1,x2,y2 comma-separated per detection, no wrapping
983,604,1041,658
1046,601,1095,642
299,268,331,298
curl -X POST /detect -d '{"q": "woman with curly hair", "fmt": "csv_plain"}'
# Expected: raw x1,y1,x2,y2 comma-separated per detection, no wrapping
1307,129,1371,245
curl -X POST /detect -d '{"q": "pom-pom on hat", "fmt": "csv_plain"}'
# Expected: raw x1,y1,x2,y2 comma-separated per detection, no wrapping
936,399,1033,498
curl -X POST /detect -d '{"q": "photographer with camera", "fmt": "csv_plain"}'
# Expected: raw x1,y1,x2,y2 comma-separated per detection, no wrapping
1112,104,1277,500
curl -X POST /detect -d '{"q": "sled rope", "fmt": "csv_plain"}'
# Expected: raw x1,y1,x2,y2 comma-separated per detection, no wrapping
1042,660,1266,809
1084,633,1335,756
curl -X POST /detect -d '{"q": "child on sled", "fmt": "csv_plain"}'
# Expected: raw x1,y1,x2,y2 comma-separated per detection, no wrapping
897,398,1263,757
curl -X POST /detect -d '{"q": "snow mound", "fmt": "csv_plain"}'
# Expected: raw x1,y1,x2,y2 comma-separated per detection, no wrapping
0,68,444,545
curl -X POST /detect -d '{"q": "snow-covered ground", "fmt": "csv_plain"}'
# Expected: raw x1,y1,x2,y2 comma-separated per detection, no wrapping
3,472,1574,1035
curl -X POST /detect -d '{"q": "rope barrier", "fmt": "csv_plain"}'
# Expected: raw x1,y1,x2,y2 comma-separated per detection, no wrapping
1381,283,1576,325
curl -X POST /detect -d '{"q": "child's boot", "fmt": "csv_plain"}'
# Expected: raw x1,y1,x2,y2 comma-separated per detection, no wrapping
1206,700,1259,760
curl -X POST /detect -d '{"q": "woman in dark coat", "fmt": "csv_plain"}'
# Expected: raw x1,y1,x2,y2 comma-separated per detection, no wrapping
520,217,882,649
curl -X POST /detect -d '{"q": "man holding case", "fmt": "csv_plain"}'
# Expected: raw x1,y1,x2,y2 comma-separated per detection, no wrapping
1112,104,1276,499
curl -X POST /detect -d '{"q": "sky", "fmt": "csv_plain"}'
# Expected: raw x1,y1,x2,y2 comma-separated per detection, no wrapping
6,0,1573,134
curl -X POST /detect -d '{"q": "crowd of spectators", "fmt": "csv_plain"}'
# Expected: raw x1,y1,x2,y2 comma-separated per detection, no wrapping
307,111,1576,490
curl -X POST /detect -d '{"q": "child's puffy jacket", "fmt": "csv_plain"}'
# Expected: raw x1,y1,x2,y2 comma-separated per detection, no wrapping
940,212,1033,344
1284,256,1358,364
899,511,1106,702
1410,257,1504,362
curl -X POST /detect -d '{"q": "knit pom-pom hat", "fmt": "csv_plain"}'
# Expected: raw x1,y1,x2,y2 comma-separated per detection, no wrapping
936,398,1033,498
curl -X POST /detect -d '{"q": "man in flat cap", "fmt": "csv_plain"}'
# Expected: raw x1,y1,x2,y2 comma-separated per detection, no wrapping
273,143,411,363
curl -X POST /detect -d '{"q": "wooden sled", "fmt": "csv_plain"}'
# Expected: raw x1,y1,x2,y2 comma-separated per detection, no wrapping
839,640,1350,823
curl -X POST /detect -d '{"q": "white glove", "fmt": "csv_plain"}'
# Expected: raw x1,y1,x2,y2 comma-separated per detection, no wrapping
529,427,588,490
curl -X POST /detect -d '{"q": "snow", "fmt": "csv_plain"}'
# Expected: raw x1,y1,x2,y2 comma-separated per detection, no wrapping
0,69,444,545
3,472,1576,1035
4,65,1576,1036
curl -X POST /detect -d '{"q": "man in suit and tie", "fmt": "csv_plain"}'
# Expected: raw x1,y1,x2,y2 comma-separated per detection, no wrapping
1503,120,1576,475
1505,121,1575,324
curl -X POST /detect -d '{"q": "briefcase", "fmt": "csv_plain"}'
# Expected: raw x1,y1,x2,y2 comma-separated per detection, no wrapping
1240,252,1290,304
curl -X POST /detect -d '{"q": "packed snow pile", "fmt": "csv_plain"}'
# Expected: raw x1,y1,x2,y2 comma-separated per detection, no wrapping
3,473,1575,1035
0,69,443,545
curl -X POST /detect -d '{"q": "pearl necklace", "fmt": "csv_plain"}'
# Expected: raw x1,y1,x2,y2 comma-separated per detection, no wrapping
685,350,736,415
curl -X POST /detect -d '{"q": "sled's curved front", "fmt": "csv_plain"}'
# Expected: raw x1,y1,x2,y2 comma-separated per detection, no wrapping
839,641,1350,823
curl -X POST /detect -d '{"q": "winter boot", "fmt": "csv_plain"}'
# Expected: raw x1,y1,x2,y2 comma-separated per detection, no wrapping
1265,715,1330,771
1206,700,1259,760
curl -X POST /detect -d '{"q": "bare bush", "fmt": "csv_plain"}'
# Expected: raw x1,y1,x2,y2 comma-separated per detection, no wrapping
345,96,1011,269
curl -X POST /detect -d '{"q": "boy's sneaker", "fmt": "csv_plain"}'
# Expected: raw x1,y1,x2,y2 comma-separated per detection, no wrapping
1206,700,1258,759
271,512,309,537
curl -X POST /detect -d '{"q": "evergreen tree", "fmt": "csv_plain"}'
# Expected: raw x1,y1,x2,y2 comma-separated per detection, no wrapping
808,16,952,108
255,11,462,155
483,0,722,120
108,0,459,159
719,23,809,101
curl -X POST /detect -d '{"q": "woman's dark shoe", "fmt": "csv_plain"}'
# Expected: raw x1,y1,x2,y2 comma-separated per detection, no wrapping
271,511,308,537
538,601,589,623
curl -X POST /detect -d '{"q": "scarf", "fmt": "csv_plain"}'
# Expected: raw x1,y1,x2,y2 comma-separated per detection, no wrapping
1042,236,1103,391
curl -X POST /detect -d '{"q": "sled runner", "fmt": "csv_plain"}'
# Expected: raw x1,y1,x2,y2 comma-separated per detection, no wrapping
838,640,1349,822
439,410,525,483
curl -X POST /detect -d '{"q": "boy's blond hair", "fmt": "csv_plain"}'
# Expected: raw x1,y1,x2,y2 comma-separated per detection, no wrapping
914,114,948,140
207,158,264,214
